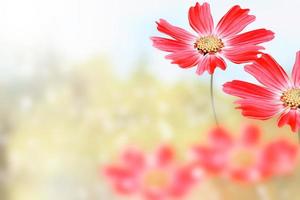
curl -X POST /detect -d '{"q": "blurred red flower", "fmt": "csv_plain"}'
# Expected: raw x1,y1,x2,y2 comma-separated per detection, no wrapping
103,145,202,200
191,125,269,183
223,51,300,132
190,125,299,183
151,2,274,75
262,139,299,176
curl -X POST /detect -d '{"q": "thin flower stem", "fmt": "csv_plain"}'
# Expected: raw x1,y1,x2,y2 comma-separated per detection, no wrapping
210,74,219,126
298,130,300,144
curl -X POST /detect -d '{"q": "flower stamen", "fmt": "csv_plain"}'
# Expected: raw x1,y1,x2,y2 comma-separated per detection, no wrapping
143,170,169,188
281,89,300,109
230,149,255,168
194,36,224,55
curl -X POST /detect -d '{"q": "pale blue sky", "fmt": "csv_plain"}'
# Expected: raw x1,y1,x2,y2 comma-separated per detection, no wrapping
0,0,299,88
106,0,300,86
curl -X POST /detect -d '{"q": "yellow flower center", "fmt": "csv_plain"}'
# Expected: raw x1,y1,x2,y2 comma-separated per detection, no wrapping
230,149,255,168
194,36,224,55
143,169,169,188
281,88,300,109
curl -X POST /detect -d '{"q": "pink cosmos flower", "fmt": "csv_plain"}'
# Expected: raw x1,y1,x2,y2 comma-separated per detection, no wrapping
262,139,299,176
191,125,269,183
103,145,201,200
151,2,274,75
190,125,300,183
223,51,300,132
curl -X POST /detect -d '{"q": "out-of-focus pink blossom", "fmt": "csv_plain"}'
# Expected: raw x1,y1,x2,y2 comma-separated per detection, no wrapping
190,125,300,184
262,139,299,176
191,125,268,183
103,145,202,200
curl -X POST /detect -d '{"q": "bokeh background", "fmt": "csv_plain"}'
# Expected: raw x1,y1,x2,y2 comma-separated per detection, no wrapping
0,0,300,199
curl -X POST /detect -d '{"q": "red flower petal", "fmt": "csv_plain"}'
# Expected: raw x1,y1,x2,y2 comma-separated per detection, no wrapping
156,19,197,42
222,45,263,64
121,148,146,170
223,80,278,100
245,54,291,92
227,29,275,46
104,166,136,181
278,109,300,132
208,127,233,150
155,145,174,166
143,189,166,200
196,54,227,75
262,139,299,175
292,51,300,87
192,146,227,174
168,164,201,198
114,179,138,194
188,2,214,36
104,165,139,194
195,55,209,75
175,164,203,186
166,50,201,68
229,167,263,183
216,5,255,38
151,37,192,52
240,125,261,146
236,100,282,120
223,80,283,119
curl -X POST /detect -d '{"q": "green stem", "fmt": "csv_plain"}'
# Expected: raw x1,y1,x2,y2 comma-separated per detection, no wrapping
210,74,219,126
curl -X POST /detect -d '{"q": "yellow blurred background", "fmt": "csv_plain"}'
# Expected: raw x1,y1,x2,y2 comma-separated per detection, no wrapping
0,0,299,199
1,57,299,200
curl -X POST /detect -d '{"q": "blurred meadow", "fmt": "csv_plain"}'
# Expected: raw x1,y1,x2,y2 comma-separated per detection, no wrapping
0,0,300,200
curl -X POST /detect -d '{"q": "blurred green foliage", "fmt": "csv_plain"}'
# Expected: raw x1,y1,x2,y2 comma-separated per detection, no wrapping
5,58,300,200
